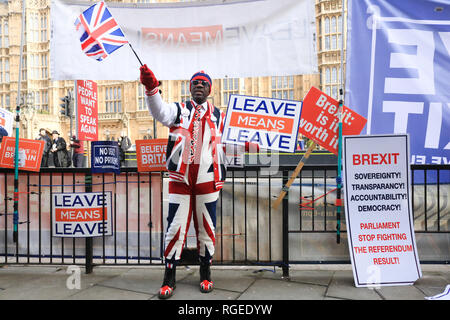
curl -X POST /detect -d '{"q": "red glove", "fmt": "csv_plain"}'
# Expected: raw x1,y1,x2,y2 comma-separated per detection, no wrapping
139,64,159,92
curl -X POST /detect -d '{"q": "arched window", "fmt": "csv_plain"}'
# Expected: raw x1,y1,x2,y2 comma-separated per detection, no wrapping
331,16,336,33
324,17,330,34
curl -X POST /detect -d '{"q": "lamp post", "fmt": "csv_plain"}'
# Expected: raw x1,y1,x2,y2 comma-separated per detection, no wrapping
13,0,27,242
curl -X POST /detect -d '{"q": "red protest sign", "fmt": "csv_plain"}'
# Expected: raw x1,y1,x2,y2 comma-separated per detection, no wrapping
77,80,98,141
299,87,367,155
135,139,167,172
0,137,45,172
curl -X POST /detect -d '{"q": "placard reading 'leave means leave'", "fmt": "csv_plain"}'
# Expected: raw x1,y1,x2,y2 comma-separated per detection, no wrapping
222,94,302,153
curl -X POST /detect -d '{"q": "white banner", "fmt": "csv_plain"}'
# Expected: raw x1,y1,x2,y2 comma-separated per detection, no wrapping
343,134,422,287
50,0,317,80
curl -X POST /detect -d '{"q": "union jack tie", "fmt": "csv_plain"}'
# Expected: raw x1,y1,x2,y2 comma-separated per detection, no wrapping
189,104,203,164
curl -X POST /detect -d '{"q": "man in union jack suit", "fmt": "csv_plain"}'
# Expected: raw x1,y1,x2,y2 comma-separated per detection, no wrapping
140,65,227,299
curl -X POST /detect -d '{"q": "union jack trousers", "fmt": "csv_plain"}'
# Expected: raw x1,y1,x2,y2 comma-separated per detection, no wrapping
164,174,219,263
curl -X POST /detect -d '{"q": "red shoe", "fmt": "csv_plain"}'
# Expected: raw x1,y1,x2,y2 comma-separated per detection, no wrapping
200,279,214,293
199,262,214,293
158,266,176,299
159,285,175,299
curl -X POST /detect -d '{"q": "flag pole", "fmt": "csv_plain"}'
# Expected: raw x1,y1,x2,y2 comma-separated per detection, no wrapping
336,0,346,244
13,0,26,243
128,43,143,66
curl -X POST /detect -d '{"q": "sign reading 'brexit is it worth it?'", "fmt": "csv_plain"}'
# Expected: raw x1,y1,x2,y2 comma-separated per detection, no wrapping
343,134,422,287
222,94,302,153
299,87,367,155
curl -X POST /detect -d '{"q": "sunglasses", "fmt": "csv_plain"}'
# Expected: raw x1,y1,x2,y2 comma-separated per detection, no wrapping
191,80,210,86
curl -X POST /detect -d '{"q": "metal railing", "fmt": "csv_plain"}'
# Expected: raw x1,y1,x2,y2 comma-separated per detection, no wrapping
0,164,448,273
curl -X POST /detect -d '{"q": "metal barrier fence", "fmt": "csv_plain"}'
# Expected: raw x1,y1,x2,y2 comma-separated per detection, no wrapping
0,164,448,274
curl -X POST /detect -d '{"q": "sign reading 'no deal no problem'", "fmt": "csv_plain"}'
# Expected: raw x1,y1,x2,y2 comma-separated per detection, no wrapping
222,94,302,152
52,192,113,238
91,141,121,174
343,134,422,287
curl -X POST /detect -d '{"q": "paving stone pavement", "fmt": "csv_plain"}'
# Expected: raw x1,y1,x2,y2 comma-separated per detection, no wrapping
0,264,447,301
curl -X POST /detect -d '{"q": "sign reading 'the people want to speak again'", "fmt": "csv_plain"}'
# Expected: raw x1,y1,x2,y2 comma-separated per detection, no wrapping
343,134,422,287
77,80,98,141
222,94,302,152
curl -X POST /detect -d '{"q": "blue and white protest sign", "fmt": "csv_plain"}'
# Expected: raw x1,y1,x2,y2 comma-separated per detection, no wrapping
222,94,302,153
346,0,450,166
52,192,113,238
91,141,121,174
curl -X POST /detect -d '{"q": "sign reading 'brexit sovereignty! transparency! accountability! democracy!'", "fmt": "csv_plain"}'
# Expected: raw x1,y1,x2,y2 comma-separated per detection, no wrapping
343,134,421,287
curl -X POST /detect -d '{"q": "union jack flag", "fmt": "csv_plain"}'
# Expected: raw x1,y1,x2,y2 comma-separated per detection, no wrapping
74,1,128,61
